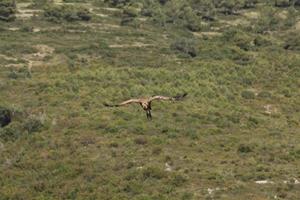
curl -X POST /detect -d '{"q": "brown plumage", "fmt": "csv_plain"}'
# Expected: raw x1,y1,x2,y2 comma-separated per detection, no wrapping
104,93,187,120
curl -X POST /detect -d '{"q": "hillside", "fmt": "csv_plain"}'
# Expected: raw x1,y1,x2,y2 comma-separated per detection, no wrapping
0,0,300,199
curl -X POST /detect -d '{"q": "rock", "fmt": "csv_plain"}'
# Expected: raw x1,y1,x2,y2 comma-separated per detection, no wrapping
0,106,11,127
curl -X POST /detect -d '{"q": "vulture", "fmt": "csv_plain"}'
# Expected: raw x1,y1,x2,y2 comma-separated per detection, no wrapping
104,93,187,120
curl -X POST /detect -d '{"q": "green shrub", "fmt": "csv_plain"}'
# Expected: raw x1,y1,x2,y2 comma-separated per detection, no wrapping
170,38,198,57
170,174,187,186
142,167,166,180
104,0,131,7
0,122,23,141
8,67,32,79
257,91,272,98
237,144,253,153
23,115,45,133
217,0,244,15
241,90,255,99
254,36,272,47
284,32,300,51
281,88,292,97
0,0,16,21
253,7,280,33
21,26,34,32
123,6,139,17
44,5,91,22
243,0,258,8
275,0,291,7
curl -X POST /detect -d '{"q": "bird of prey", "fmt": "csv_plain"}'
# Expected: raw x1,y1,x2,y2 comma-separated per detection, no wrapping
104,93,187,120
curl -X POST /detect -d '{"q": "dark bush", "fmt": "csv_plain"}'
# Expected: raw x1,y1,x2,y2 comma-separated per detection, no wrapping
0,106,11,127
281,88,292,97
223,29,253,51
275,0,291,7
241,90,255,99
284,32,300,51
254,36,272,47
23,116,44,133
171,174,187,186
44,5,91,22
134,137,147,145
243,0,258,8
8,67,32,79
142,167,165,180
171,38,198,57
104,0,130,7
123,6,139,17
0,122,23,141
77,9,92,21
237,144,253,153
217,0,243,15
0,0,16,21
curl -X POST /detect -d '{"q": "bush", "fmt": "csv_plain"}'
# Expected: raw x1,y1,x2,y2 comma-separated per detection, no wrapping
284,32,300,51
8,67,32,79
275,0,291,7
257,91,272,98
23,115,45,133
170,174,187,186
243,0,258,8
217,0,244,15
254,36,272,47
0,106,11,127
0,0,16,21
123,6,139,17
44,5,91,22
237,144,253,153
0,122,22,141
241,90,255,99
223,29,253,51
134,137,147,145
142,167,166,180
171,38,198,57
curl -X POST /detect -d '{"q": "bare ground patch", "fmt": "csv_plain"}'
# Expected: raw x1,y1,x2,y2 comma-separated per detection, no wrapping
16,3,43,19
81,23,121,30
0,54,18,62
219,18,250,26
295,20,300,30
109,42,153,48
242,11,260,19
192,31,222,38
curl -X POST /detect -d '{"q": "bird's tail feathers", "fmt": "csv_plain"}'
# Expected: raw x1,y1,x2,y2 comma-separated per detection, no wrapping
103,103,119,107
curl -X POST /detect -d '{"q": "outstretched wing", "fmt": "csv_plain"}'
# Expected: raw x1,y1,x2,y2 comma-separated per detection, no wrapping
150,93,187,102
104,99,141,107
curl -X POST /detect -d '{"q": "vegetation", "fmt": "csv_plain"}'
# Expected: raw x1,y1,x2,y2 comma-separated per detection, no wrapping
0,106,11,127
44,5,91,22
0,0,16,21
0,0,299,199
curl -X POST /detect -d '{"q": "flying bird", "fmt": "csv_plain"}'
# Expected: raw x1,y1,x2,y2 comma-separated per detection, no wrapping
104,93,187,120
